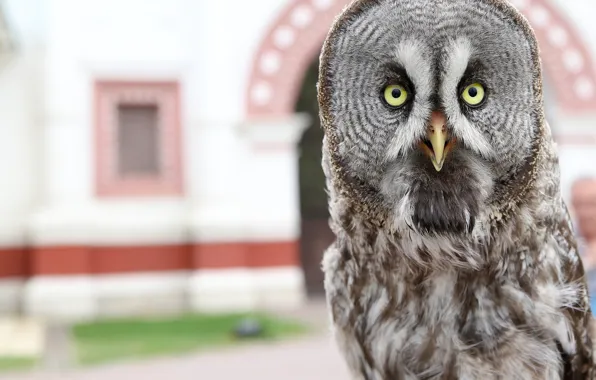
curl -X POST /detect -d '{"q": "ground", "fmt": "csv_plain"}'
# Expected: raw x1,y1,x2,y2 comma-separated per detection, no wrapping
0,335,350,380
0,298,349,380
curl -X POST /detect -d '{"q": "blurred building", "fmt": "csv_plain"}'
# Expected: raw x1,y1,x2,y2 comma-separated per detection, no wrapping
0,0,595,321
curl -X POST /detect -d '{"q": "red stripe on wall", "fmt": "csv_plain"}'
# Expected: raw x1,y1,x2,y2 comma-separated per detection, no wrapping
31,246,90,276
194,241,299,269
0,241,300,277
193,243,247,269
249,242,299,267
92,244,192,275
0,248,29,278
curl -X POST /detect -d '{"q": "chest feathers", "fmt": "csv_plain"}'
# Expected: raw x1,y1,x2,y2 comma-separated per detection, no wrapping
323,235,583,380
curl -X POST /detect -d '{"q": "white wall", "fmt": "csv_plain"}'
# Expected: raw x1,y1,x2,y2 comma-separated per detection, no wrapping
0,0,45,247
11,0,311,319
24,0,305,246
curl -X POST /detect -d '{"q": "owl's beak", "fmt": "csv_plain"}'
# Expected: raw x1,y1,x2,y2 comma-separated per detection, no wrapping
419,111,454,172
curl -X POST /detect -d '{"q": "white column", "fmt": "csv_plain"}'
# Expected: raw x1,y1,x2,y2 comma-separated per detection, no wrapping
188,114,310,312
235,113,310,239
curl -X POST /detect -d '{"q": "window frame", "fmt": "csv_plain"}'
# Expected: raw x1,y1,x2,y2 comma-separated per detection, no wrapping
94,80,184,197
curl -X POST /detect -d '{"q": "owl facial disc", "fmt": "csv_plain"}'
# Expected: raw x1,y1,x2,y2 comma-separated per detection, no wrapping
419,111,454,172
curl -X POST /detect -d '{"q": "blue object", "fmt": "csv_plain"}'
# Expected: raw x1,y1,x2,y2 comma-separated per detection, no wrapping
587,268,596,314
233,318,264,338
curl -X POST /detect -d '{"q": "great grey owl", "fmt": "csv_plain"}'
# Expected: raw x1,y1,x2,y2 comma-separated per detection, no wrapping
318,0,596,379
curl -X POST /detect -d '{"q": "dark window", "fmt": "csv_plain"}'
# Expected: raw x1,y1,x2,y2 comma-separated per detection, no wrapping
117,104,160,176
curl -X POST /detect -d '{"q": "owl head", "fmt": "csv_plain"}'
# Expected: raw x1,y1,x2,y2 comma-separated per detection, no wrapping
318,0,547,237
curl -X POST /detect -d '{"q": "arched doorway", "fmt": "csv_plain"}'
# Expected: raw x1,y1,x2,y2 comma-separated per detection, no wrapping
295,55,331,295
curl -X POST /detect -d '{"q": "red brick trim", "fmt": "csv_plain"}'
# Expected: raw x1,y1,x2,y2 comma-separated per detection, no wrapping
93,245,192,275
0,248,29,278
193,241,300,269
1,241,300,277
31,246,90,276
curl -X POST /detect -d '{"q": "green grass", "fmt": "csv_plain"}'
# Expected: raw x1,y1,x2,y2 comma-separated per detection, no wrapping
72,312,310,366
0,357,37,372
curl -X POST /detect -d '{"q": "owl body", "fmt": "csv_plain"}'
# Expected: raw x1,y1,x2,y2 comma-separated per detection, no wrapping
325,257,570,380
318,0,596,378
323,135,592,379
323,204,586,380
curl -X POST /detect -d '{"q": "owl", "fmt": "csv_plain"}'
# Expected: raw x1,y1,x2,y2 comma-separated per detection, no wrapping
318,0,596,379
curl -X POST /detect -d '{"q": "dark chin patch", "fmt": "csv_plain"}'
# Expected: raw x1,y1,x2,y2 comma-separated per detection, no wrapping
381,150,491,237
411,187,478,235
408,155,483,236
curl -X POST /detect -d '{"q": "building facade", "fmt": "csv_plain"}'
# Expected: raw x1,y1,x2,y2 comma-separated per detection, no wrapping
0,0,595,321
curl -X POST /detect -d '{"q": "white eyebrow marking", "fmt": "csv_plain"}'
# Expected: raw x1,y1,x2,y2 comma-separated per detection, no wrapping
385,40,433,161
440,38,495,159
395,40,433,104
443,38,473,91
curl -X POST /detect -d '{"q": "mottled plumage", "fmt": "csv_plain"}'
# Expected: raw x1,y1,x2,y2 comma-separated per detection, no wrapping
317,0,596,379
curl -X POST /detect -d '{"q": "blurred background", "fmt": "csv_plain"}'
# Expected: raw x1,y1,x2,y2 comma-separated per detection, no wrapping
0,0,592,379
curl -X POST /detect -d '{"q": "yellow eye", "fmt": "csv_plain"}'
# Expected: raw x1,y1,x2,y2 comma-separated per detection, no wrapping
461,83,486,106
384,85,409,107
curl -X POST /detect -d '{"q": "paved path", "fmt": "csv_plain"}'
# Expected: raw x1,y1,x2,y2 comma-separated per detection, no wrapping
0,334,350,380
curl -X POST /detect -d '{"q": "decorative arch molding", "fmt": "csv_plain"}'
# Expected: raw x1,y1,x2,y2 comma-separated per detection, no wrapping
245,0,596,117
